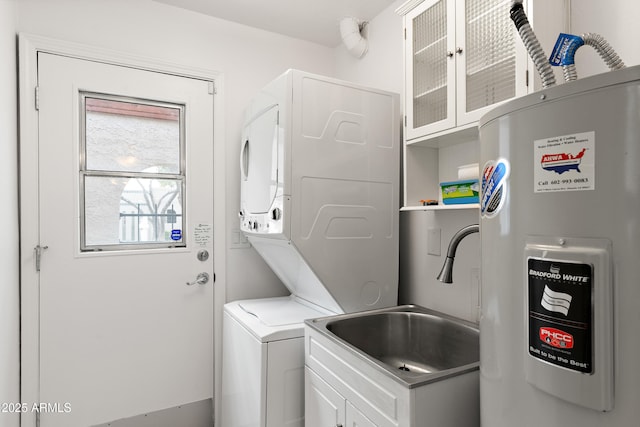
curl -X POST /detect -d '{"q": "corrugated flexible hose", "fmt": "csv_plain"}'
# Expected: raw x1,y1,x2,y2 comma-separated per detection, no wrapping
561,33,626,82
510,1,557,88
582,33,626,71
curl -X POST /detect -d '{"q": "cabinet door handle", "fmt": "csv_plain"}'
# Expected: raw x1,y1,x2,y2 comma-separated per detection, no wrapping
447,51,454,58
456,47,463,54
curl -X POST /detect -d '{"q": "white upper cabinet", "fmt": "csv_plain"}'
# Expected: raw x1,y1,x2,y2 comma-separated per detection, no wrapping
397,0,568,209
398,0,568,144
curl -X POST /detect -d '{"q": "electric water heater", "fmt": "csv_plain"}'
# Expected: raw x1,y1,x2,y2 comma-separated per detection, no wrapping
479,65,640,426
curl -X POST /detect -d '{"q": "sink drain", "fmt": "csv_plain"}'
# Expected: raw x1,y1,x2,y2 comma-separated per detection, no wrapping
398,364,410,372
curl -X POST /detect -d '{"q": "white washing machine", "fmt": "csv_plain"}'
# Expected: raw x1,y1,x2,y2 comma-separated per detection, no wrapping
220,296,329,427
222,69,400,427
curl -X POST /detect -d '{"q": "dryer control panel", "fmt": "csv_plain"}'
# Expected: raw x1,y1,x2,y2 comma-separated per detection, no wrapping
239,196,286,235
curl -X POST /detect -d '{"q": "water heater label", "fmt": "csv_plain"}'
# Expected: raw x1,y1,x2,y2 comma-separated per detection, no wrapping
533,131,595,193
481,159,510,218
528,258,593,373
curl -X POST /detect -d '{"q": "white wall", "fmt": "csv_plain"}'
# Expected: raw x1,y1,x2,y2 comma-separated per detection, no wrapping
0,1,19,426
570,0,640,78
334,0,404,97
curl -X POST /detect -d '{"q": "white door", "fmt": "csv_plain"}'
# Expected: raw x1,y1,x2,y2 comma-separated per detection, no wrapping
30,52,214,426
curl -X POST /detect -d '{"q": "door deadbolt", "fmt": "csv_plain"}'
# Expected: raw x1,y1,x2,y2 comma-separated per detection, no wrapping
197,249,209,262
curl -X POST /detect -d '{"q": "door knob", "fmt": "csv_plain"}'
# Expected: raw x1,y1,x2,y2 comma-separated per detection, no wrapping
186,272,209,286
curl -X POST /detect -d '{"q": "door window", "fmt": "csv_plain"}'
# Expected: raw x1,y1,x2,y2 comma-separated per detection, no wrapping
80,94,186,251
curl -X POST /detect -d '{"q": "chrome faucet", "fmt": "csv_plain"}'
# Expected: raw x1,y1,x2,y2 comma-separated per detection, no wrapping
436,224,479,284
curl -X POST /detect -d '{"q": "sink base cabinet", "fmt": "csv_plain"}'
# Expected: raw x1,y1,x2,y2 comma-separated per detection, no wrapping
304,326,479,426
306,369,377,427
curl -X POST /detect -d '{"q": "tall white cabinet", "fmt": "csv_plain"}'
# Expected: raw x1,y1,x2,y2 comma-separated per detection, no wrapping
397,0,569,208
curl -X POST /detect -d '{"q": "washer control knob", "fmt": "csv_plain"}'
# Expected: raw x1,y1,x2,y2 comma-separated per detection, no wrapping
271,207,282,221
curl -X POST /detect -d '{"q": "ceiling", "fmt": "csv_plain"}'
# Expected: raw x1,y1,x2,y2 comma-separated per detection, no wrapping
153,0,395,47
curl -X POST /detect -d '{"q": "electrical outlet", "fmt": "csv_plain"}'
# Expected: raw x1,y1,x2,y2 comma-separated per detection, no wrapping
427,228,441,256
230,228,250,249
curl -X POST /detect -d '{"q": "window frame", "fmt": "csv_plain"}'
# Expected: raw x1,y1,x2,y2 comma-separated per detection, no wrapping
79,92,187,252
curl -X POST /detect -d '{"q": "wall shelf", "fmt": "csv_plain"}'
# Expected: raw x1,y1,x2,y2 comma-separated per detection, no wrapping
401,203,479,212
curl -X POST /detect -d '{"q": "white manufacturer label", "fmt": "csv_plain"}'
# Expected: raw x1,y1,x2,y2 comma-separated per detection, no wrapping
534,131,595,193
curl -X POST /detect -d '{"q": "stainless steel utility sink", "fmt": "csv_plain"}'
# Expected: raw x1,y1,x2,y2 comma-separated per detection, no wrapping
306,305,479,388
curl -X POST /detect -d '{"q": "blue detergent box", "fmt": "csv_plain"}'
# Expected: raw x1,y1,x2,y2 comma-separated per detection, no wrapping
440,179,479,204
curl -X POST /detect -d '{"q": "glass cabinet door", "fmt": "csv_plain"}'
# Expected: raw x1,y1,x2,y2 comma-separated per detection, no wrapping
406,0,456,140
457,0,516,124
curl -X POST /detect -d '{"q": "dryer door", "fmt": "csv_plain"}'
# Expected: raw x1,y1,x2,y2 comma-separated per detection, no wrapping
240,104,280,218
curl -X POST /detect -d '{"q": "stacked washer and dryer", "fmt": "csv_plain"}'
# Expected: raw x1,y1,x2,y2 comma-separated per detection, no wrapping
221,69,400,427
